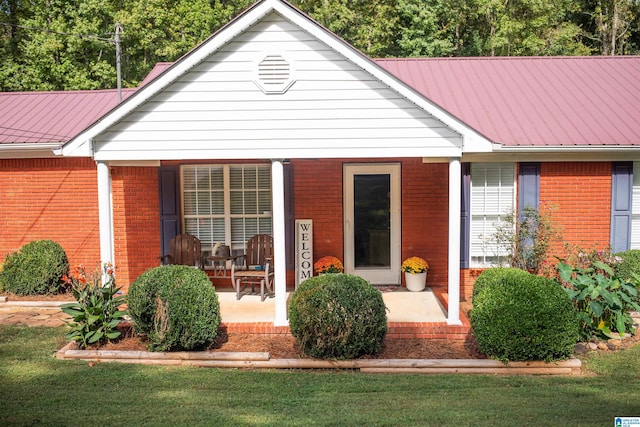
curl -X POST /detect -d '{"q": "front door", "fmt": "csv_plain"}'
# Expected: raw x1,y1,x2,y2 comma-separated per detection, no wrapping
344,164,401,284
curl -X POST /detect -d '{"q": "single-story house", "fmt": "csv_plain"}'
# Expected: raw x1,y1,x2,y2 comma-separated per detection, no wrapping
1,0,639,327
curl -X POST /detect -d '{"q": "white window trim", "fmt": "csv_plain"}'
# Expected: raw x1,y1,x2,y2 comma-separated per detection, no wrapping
180,164,272,255
631,162,640,249
469,162,516,268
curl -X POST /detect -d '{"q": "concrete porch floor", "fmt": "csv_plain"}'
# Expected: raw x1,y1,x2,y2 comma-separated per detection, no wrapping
218,287,448,323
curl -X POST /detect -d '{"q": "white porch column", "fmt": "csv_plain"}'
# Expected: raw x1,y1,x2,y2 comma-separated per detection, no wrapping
447,158,462,325
96,161,114,267
271,160,288,326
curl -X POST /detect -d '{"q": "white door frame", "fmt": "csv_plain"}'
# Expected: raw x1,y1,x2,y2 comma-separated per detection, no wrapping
343,163,401,284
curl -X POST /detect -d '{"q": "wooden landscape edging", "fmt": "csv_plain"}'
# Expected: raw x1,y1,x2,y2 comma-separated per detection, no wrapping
55,342,582,375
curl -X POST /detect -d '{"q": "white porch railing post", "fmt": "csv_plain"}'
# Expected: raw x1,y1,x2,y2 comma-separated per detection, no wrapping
96,160,114,270
448,158,462,325
271,160,288,326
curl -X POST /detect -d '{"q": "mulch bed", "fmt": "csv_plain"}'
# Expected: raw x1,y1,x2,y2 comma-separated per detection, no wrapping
96,325,486,359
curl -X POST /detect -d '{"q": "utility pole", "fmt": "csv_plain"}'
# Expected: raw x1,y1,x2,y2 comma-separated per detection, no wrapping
115,23,123,102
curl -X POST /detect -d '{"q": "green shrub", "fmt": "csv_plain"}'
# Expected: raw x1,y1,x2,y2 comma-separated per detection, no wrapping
615,250,640,282
61,263,127,348
288,274,387,359
127,265,221,351
472,268,531,300
470,270,578,362
557,261,640,340
0,240,69,295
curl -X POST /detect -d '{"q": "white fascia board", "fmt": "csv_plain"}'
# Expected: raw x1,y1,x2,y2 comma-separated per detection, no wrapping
62,0,279,157
463,145,640,162
0,143,62,159
93,145,463,162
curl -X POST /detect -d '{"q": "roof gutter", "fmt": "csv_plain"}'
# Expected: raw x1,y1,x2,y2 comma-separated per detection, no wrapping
496,145,640,153
462,144,640,163
0,143,63,159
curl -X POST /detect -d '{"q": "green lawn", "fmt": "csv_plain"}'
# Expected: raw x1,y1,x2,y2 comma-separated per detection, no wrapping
1,325,639,426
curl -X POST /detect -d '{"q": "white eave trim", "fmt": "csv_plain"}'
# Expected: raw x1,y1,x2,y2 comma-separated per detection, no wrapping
0,143,63,159
61,0,492,158
463,144,640,162
497,145,640,153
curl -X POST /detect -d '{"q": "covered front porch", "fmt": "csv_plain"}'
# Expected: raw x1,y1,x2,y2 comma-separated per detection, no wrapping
215,286,471,340
59,0,493,332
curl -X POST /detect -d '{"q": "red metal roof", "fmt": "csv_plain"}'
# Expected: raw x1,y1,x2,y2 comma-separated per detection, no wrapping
376,56,640,147
1,56,639,148
0,88,135,144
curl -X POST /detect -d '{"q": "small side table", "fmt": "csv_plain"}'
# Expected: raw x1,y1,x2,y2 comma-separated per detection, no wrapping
207,255,244,277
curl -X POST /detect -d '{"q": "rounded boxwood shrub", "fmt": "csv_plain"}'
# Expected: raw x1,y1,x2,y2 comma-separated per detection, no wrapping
127,265,221,351
471,267,531,300
0,240,68,295
288,274,387,359
470,270,578,362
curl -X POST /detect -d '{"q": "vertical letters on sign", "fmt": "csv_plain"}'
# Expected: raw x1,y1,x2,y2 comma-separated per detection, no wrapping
295,220,313,287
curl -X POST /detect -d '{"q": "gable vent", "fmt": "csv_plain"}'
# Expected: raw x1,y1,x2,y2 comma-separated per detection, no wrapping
254,54,295,94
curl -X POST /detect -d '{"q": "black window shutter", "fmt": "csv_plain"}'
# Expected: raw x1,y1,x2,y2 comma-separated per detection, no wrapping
460,163,470,269
159,166,180,260
284,163,295,270
518,163,540,216
611,162,633,253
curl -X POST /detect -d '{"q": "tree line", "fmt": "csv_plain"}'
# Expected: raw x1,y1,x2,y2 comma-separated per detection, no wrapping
1,0,638,91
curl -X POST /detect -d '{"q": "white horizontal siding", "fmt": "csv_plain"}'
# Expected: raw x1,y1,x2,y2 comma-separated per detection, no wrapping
95,12,461,160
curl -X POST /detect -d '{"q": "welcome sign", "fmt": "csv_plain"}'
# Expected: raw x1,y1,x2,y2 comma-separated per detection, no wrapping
295,219,313,287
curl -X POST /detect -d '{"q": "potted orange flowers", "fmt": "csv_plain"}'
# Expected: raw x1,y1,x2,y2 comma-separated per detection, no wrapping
401,256,429,291
314,256,344,275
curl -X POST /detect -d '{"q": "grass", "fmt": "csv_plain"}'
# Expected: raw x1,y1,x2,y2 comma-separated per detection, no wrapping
1,325,639,426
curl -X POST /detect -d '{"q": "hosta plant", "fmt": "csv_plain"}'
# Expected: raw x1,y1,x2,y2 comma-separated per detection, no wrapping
557,260,640,341
61,263,127,348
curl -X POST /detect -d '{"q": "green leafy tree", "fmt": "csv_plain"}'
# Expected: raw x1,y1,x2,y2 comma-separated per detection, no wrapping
579,0,639,54
293,0,398,57
0,0,118,91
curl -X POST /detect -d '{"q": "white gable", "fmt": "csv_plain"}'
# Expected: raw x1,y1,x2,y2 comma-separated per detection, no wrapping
63,0,491,160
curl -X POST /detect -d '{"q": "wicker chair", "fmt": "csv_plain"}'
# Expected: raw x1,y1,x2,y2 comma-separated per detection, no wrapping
231,234,274,301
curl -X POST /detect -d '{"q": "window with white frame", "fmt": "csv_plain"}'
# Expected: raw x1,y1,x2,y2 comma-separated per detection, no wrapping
182,164,272,255
470,163,516,266
631,162,640,249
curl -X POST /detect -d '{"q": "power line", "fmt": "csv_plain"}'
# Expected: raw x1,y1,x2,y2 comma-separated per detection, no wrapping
0,126,71,141
0,22,114,42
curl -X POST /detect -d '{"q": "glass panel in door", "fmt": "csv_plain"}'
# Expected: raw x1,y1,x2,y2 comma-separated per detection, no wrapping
354,174,390,268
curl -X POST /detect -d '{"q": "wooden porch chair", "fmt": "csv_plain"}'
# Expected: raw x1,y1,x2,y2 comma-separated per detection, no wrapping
160,233,204,269
231,234,274,301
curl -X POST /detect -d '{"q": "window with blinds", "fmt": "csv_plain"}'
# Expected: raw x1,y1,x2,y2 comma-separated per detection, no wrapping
631,162,640,249
182,164,272,254
470,163,516,266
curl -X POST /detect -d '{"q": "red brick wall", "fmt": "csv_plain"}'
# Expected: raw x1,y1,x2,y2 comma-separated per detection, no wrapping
111,166,160,291
540,162,611,256
401,161,449,289
293,159,344,259
292,159,450,290
0,158,100,268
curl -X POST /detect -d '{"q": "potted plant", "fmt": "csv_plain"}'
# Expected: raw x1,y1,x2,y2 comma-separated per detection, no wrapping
314,256,344,275
401,256,429,292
